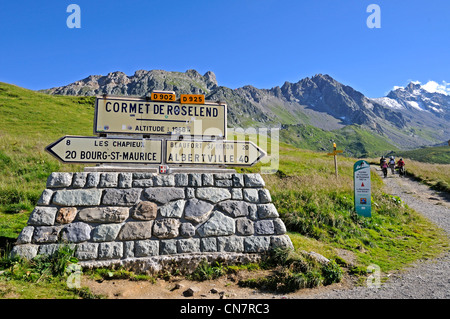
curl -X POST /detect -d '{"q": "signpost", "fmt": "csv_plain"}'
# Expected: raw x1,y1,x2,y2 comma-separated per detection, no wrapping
327,142,343,178
45,92,266,169
166,140,266,166
45,136,162,164
353,160,372,217
94,96,226,138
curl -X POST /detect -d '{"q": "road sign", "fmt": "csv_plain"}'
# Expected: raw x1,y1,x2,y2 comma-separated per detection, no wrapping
180,94,205,104
327,150,343,156
94,96,226,138
151,91,176,102
46,136,162,164
165,140,266,166
353,160,372,217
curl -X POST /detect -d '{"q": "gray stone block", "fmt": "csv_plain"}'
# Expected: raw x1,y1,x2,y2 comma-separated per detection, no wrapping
28,206,58,226
257,203,279,218
33,225,62,243
244,174,265,187
236,218,254,236
53,189,103,206
196,188,231,203
153,218,180,239
180,223,195,238
98,242,123,259
177,238,200,253
254,220,275,235
60,222,91,243
132,179,153,187
243,189,259,203
232,174,244,187
160,239,177,255
202,174,214,186
159,199,185,218
118,173,133,188
231,188,243,200
273,218,287,234
86,172,100,187
102,188,142,206
133,173,154,179
78,207,129,223
135,240,159,257
123,241,134,258
153,175,175,186
37,189,53,205
217,200,249,217
184,199,214,224
200,237,217,252
258,189,272,203
75,242,98,260
215,179,233,187
144,187,185,204
47,172,73,188
197,211,235,237
72,172,87,188
271,235,294,250
217,236,244,252
16,226,34,244
92,223,122,242
186,188,195,199
244,236,271,253
214,173,233,180
10,244,38,260
188,173,202,186
117,221,152,240
99,173,118,187
174,173,188,186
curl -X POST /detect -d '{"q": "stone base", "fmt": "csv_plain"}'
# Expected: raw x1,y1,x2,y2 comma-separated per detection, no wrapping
79,252,263,275
11,172,293,273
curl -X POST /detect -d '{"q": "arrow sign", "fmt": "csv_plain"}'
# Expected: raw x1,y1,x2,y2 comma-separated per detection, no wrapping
46,136,162,164
166,140,266,166
327,150,343,156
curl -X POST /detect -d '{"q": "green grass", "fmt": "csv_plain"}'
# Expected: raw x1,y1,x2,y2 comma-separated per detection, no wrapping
0,82,92,237
279,124,399,158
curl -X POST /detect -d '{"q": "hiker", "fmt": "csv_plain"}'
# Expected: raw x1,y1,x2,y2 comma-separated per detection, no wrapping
381,160,388,178
388,156,396,174
396,158,406,177
379,156,386,168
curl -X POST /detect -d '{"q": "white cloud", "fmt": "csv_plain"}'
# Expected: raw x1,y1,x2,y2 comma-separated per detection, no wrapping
421,80,450,95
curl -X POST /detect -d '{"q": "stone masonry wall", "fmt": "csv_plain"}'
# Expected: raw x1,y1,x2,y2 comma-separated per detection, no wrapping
11,172,293,274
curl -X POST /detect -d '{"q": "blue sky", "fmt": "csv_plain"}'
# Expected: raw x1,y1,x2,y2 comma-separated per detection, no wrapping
0,0,449,98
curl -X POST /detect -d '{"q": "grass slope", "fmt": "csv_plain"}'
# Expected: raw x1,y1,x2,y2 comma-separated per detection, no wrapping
388,145,450,164
280,124,398,158
0,82,94,236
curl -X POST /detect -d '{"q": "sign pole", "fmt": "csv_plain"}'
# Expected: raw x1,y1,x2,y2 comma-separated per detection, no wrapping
327,142,342,178
333,143,338,178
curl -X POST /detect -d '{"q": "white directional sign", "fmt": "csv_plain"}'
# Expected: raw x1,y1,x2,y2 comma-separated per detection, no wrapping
46,136,162,164
94,96,226,138
166,140,266,166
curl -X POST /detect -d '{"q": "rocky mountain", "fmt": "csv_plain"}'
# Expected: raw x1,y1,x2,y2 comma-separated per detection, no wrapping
41,70,450,152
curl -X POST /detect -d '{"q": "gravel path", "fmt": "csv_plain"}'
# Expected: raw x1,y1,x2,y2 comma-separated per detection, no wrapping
303,169,450,299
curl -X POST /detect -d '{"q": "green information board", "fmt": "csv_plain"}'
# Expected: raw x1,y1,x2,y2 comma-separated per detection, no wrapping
353,160,372,217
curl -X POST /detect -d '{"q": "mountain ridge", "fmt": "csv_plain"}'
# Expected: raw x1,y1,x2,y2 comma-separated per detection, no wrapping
40,69,450,152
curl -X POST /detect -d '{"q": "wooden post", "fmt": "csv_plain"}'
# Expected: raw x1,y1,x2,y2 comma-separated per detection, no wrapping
333,143,338,178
